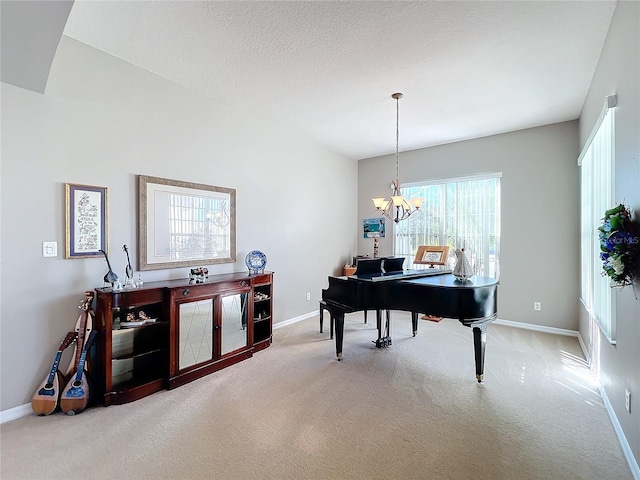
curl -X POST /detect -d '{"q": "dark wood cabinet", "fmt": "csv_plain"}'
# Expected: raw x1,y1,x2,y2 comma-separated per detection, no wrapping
95,271,273,405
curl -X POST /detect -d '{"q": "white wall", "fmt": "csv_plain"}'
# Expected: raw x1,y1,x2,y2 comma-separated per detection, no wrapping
358,121,580,330
0,37,358,410
578,0,639,466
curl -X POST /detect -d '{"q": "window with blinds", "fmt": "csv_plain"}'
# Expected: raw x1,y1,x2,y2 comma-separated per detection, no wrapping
394,174,501,278
579,100,616,343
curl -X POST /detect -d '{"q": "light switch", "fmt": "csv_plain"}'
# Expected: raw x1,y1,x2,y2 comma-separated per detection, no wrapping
42,241,57,257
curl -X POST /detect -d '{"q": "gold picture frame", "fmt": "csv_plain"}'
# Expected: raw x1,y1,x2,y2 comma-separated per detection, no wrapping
65,183,108,258
413,246,450,266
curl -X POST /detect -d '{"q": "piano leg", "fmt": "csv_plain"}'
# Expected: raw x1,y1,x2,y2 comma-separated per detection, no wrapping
333,312,345,360
411,312,418,336
472,322,488,382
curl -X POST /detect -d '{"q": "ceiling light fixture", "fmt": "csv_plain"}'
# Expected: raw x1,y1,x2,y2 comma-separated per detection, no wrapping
372,92,422,223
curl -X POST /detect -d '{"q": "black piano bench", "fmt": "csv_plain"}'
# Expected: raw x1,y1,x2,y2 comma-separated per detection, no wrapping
319,301,369,339
319,300,334,339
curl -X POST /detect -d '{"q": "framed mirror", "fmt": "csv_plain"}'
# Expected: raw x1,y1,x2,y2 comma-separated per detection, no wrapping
138,175,236,271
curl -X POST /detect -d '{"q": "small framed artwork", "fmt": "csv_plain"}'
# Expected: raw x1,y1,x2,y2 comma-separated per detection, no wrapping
413,245,450,266
65,183,108,258
363,218,385,238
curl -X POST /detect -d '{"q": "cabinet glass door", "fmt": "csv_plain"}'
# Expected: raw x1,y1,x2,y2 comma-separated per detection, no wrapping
178,299,214,370
220,293,248,356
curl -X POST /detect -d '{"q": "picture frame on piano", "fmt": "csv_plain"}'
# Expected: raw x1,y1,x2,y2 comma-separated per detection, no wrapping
414,246,450,267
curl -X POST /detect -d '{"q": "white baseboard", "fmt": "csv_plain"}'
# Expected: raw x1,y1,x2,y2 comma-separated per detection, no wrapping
493,318,580,337
273,311,317,330
576,330,591,365
1,403,32,424
598,385,640,480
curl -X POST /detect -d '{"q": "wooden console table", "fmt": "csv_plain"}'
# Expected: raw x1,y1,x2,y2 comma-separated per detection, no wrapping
94,271,273,405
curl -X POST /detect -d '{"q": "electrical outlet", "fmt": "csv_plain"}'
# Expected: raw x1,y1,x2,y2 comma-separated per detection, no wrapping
625,389,631,413
533,302,541,311
306,292,310,301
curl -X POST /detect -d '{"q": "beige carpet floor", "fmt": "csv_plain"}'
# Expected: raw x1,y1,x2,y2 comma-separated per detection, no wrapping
0,313,633,480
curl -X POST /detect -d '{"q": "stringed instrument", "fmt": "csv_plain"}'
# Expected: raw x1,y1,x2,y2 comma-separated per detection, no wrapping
99,249,119,286
65,292,94,376
31,332,77,416
60,330,97,416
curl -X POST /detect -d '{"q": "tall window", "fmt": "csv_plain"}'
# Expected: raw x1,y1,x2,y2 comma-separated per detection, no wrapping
395,174,501,278
579,100,616,343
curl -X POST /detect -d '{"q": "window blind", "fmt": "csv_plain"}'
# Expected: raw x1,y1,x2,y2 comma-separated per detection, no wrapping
580,103,616,343
395,174,501,278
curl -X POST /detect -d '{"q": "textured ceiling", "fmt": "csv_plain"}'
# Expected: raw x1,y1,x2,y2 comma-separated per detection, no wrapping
63,0,617,160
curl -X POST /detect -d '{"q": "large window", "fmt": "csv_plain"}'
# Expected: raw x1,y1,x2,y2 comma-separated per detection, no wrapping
395,174,501,278
579,99,616,343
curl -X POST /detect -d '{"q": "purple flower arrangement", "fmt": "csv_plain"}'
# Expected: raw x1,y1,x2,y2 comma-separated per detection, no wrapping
598,204,640,286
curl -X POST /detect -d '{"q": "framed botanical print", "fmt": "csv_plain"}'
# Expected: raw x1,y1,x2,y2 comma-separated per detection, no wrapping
65,183,108,258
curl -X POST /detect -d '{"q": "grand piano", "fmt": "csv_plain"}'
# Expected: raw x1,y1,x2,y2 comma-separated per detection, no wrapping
321,257,499,382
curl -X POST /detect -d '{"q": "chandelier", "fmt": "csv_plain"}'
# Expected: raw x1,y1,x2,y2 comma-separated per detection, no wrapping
372,92,422,223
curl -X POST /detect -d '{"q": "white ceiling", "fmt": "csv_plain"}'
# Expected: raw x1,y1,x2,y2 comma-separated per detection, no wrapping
63,0,617,160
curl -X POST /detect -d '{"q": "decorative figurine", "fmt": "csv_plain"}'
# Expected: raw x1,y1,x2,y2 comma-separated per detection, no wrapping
453,247,474,282
99,249,119,287
189,267,208,284
122,245,135,289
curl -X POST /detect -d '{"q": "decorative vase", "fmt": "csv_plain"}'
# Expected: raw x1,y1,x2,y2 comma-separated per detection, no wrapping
343,266,357,276
453,248,474,282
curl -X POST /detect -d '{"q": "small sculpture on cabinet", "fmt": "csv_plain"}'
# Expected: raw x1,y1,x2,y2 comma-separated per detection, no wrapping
99,249,119,288
189,267,209,284
122,245,135,289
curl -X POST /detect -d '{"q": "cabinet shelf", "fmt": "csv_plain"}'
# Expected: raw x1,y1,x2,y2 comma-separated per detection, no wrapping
112,347,164,362
112,320,165,332
111,372,165,391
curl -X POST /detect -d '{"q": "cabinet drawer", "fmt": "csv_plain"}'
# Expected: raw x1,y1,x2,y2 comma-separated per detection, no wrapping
111,289,164,307
253,273,272,285
175,280,251,299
